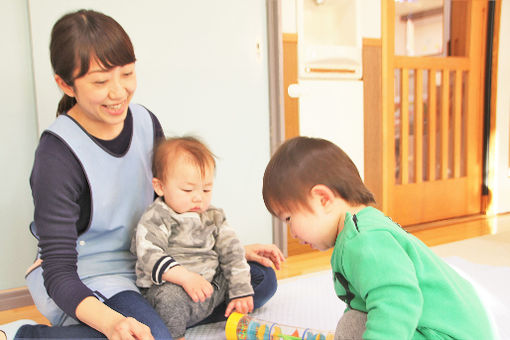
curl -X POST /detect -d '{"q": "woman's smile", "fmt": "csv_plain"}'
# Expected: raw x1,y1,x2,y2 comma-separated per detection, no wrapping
103,101,127,115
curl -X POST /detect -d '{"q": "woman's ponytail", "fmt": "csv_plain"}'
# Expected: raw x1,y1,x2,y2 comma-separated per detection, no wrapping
56,94,76,116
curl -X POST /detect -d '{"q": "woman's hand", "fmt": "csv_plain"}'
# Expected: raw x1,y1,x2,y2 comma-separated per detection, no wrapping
224,296,254,317
76,296,154,340
107,316,153,340
244,244,285,270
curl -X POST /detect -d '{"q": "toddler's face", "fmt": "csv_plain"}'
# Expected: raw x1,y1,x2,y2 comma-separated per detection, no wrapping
156,155,214,214
278,197,340,251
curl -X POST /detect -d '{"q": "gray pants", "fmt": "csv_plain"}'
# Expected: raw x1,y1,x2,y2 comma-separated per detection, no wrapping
335,309,367,340
143,272,228,338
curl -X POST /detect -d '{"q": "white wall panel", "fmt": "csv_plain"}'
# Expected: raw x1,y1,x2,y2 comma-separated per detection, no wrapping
298,80,364,178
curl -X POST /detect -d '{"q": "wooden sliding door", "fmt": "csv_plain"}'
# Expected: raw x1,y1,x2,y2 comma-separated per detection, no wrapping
381,0,488,225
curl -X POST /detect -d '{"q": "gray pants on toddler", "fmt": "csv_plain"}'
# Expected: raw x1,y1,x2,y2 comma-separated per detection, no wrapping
143,272,229,338
335,309,367,340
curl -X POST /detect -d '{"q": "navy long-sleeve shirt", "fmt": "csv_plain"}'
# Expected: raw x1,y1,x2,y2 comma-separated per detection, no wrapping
29,107,164,318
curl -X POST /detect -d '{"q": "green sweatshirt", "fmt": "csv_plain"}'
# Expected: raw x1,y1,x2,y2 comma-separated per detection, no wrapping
331,207,494,340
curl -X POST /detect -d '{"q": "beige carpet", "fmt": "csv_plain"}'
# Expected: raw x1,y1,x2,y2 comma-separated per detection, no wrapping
432,222,510,266
431,226,510,340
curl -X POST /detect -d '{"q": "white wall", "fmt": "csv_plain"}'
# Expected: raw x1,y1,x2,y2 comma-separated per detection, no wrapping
492,0,510,215
282,0,298,33
413,14,443,56
298,80,364,177
360,0,381,39
0,0,39,290
395,13,444,56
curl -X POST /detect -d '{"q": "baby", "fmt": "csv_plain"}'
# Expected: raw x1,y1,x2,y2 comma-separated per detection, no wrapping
131,136,253,339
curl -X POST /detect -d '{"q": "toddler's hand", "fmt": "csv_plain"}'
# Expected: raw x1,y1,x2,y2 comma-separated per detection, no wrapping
180,270,214,303
224,296,254,317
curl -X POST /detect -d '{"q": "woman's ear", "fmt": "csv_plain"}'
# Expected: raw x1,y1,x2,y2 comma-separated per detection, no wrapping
152,178,164,197
310,184,336,210
54,74,76,98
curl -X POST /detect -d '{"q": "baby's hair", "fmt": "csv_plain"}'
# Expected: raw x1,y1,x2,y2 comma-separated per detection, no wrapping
152,136,216,181
263,136,375,216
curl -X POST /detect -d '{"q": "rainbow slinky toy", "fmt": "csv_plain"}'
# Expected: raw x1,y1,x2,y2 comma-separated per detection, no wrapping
225,312,335,340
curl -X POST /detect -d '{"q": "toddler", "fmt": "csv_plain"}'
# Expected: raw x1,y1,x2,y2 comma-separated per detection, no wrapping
262,136,494,340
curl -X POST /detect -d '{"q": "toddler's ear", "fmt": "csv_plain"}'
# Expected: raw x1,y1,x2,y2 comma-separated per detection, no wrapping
152,178,164,197
310,184,335,208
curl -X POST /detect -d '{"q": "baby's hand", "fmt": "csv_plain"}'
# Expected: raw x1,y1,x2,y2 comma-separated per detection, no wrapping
224,296,254,317
180,270,214,303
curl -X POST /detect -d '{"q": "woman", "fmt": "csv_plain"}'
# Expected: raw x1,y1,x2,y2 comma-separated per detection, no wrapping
4,9,283,340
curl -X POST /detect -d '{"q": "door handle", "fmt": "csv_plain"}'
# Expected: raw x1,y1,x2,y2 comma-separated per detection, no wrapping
287,83,301,98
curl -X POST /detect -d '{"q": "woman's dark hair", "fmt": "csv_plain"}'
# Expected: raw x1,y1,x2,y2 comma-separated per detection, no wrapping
263,136,375,216
50,9,136,115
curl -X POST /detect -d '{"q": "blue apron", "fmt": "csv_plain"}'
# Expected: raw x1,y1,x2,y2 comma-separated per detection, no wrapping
26,104,154,326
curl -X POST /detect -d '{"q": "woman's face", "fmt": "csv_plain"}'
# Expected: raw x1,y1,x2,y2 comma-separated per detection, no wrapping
58,59,137,139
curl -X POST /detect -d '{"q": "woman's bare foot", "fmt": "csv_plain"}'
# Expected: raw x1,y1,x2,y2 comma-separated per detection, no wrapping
25,258,42,276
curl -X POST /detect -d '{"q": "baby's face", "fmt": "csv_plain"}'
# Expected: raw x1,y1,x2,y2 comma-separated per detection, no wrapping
158,155,214,214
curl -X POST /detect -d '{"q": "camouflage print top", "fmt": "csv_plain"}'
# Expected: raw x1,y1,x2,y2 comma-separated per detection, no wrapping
131,197,254,300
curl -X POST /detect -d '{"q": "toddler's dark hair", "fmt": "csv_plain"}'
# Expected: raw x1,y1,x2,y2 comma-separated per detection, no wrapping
263,136,375,216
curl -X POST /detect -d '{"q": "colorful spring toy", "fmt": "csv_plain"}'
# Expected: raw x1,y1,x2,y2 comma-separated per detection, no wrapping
225,312,335,340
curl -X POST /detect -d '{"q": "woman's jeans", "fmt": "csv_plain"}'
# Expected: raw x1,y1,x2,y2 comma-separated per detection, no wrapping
14,261,277,338
15,290,173,339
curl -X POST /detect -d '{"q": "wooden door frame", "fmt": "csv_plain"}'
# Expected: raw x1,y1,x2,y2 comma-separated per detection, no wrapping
363,38,384,209
380,0,393,215
375,0,489,225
